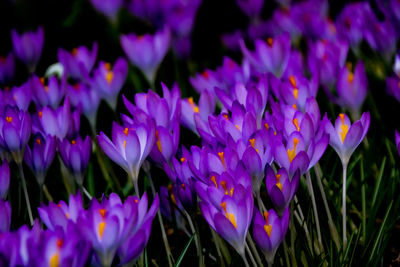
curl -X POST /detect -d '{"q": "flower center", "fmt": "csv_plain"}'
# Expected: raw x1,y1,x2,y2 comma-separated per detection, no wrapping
287,138,299,163
339,114,349,143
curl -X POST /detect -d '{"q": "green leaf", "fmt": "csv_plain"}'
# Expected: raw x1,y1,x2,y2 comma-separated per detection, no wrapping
371,157,386,208
175,234,195,267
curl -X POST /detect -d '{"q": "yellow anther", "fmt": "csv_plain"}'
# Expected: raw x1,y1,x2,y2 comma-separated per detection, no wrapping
292,104,297,109
264,224,272,237
65,212,70,219
289,75,297,87
188,97,200,113
56,239,63,248
276,182,283,191
156,130,162,153
180,157,186,162
293,88,299,99
227,213,237,229
5,116,12,123
276,174,281,181
266,37,274,47
264,123,269,130
38,111,43,118
49,252,60,267
220,202,227,213
263,211,269,223
287,138,299,163
347,72,354,83
293,118,300,131
181,183,186,189
99,209,106,218
229,187,234,196
104,62,112,71
249,138,256,148
211,175,218,188
98,221,106,239
123,140,127,148
235,124,241,131
36,138,41,145
218,151,226,168
71,140,76,145
223,114,229,121
105,71,114,84
123,128,129,136
339,114,349,143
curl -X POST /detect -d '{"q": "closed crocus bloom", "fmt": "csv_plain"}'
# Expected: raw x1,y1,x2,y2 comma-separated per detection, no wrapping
265,165,299,212
337,61,367,115
58,42,98,80
67,82,100,129
24,133,56,185
0,106,31,162
190,69,224,94
58,136,92,186
0,52,15,85
0,161,10,199
252,207,289,265
120,28,170,84
117,193,159,265
90,0,123,22
4,82,32,111
11,27,44,72
199,183,253,257
92,58,128,110
240,32,291,78
324,112,370,166
38,192,84,231
30,75,65,109
395,131,400,156
97,119,155,194
0,200,11,232
37,98,72,139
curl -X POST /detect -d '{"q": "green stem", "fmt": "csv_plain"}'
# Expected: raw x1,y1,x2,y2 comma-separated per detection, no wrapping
146,169,174,267
314,165,340,250
342,162,348,249
210,228,225,267
246,233,263,267
240,251,250,267
43,184,54,202
184,210,204,267
245,242,257,267
18,163,33,225
306,172,323,252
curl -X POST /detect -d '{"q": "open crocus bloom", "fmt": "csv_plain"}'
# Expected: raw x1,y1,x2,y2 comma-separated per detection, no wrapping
324,112,370,165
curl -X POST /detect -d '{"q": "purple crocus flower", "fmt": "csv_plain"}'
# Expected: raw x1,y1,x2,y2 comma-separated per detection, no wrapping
198,181,253,256
337,61,368,116
386,75,400,102
395,131,400,156
90,0,123,22
252,207,290,265
0,161,10,199
240,32,291,77
324,112,370,166
364,19,396,62
3,82,32,111
190,68,224,94
0,199,11,233
35,98,73,139
78,192,159,266
0,106,31,162
58,42,98,80
117,193,159,265
236,0,263,18
11,27,44,72
120,28,171,84
24,133,57,186
180,89,215,135
30,75,66,109
91,58,128,110
0,52,15,85
58,136,92,186
265,165,299,212
38,192,84,231
67,82,100,129
97,118,155,193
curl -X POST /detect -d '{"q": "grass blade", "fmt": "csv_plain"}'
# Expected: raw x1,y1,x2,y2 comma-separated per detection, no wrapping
175,234,195,267
371,157,386,208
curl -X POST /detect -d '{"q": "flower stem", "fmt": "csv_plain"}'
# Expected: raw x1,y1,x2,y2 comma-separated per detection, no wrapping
306,172,323,252
246,233,263,266
43,184,54,202
210,228,226,267
240,251,250,267
314,164,340,250
245,242,257,267
184,210,204,267
146,168,174,267
18,163,33,225
342,163,348,249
